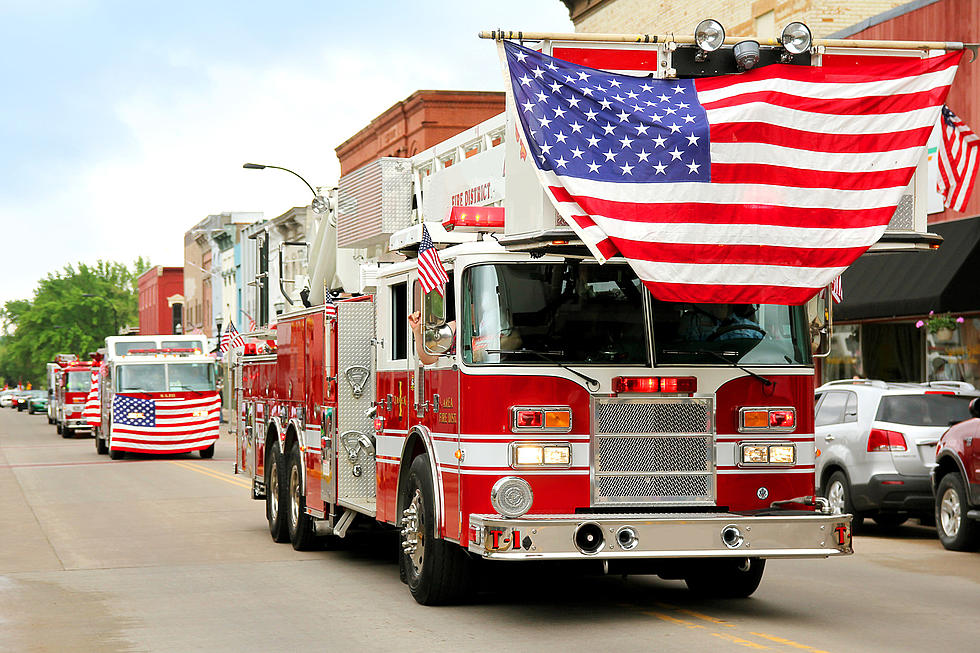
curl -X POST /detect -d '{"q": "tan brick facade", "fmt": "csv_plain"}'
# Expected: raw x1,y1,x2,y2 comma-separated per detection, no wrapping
560,0,911,38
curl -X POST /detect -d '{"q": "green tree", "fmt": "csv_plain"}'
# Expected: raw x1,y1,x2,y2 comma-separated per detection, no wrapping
0,259,150,387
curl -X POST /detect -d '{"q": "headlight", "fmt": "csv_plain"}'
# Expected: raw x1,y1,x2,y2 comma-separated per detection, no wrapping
510,442,572,469
490,477,534,518
694,19,726,52
740,443,797,466
781,22,812,54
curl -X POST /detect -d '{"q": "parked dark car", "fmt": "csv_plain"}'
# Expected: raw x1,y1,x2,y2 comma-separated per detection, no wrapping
933,397,980,550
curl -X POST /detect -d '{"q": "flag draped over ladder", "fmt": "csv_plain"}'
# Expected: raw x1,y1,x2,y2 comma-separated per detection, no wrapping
499,41,962,304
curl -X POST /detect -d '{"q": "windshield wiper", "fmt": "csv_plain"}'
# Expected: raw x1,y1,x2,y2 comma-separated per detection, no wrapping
663,348,773,387
487,348,600,390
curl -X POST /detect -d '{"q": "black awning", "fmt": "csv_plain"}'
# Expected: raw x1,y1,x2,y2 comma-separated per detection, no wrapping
835,216,980,321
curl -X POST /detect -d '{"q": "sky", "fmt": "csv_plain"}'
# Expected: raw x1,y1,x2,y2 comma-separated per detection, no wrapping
0,0,573,308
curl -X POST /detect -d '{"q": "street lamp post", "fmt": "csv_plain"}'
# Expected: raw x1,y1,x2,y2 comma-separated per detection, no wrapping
82,293,119,334
242,163,330,214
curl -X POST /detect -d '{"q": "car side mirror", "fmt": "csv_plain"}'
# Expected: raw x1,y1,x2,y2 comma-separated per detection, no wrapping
422,287,451,356
806,289,832,358
970,398,980,419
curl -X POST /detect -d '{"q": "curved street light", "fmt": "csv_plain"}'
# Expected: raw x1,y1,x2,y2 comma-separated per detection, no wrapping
242,163,330,214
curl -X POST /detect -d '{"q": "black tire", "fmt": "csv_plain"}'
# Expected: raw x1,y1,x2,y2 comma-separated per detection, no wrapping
685,558,766,598
62,426,73,439
873,513,909,529
199,444,215,459
825,470,864,533
94,429,108,455
399,455,472,605
266,443,289,543
56,422,63,435
935,473,980,551
28,407,34,415
286,442,317,551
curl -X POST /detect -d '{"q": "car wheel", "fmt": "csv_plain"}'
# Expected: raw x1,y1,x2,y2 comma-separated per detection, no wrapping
399,454,472,605
685,558,766,598
286,442,317,551
935,473,980,551
826,471,864,533
266,444,289,543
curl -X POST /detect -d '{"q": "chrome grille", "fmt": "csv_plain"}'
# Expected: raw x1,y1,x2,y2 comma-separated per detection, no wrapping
593,397,714,506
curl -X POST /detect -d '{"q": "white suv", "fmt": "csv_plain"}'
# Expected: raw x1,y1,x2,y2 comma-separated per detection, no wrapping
815,380,978,530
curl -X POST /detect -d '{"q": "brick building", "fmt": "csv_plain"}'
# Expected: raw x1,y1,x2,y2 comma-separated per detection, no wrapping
137,266,184,336
335,90,504,176
559,0,911,38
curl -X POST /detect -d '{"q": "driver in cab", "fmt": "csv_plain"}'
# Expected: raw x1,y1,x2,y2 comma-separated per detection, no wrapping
680,304,764,342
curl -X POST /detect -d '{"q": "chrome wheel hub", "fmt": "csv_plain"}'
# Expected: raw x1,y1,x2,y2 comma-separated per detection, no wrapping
827,480,845,515
289,464,301,528
939,488,961,538
269,460,279,520
401,489,425,575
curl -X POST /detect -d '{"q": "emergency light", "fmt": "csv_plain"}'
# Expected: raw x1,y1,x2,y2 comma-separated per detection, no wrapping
443,206,505,232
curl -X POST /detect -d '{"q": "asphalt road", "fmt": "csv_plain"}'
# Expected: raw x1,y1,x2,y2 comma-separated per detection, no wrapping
1,407,977,652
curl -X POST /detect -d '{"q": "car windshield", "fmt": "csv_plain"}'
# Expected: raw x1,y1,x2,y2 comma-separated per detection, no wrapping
460,262,648,365
116,364,166,392
651,300,811,365
114,341,156,356
66,371,91,392
876,394,977,427
167,363,215,391
162,340,204,352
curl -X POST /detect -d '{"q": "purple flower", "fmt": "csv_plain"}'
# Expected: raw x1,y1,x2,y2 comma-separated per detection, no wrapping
929,310,935,316
916,320,925,328
956,317,965,323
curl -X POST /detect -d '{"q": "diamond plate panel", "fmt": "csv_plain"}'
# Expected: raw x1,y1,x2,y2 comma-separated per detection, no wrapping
596,436,710,473
593,397,715,506
337,158,414,249
887,194,914,231
336,300,376,500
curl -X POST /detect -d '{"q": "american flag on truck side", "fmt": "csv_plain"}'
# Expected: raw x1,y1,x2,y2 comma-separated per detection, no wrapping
111,392,220,452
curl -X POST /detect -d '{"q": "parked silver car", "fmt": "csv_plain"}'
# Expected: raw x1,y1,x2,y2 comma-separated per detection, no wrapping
814,380,978,530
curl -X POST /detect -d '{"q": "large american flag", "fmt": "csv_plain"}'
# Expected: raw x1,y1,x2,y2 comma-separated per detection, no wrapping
83,367,100,428
111,392,221,453
417,224,449,295
938,105,978,212
502,41,961,304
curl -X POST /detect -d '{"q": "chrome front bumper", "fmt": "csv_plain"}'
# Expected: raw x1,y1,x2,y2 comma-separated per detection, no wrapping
66,418,91,431
468,512,853,560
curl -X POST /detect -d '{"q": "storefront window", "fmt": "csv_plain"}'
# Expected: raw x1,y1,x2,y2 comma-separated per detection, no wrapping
927,317,980,386
823,324,862,381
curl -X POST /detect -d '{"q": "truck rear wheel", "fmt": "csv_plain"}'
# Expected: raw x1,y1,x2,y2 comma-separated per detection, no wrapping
685,558,766,598
399,455,472,605
266,444,289,543
199,444,215,459
286,442,317,551
56,422,63,435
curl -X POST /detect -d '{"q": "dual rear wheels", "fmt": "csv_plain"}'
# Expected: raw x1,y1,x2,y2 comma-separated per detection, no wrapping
265,441,324,550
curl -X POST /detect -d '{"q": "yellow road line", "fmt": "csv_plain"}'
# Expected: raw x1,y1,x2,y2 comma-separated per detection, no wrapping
656,602,736,627
751,632,832,653
644,611,708,630
712,632,771,650
170,460,250,488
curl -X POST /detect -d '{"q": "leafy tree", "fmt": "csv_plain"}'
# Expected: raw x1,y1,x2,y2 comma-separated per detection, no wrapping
0,259,150,387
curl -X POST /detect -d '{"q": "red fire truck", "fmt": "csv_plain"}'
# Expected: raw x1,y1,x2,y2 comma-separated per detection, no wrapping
234,26,965,604
46,353,77,425
95,338,219,459
55,359,94,438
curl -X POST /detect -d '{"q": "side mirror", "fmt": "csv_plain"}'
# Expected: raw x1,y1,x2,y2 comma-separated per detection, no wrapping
421,287,451,357
806,289,832,358
423,323,454,355
970,397,980,419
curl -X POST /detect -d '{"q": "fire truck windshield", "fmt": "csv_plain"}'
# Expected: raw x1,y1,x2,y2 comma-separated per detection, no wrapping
460,261,811,367
652,300,811,366
66,371,91,392
461,262,647,365
116,363,215,392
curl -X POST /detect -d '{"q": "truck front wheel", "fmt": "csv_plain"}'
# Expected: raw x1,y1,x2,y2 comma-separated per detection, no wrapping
685,558,766,598
399,454,472,605
94,428,108,455
266,444,289,543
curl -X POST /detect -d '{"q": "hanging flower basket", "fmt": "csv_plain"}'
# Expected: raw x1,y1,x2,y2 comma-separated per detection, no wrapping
916,311,964,339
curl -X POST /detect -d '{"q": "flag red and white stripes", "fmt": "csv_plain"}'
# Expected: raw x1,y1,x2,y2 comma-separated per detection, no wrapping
110,393,221,453
502,41,962,304
83,368,100,428
417,224,449,295
938,105,979,212
220,321,246,353
830,275,843,304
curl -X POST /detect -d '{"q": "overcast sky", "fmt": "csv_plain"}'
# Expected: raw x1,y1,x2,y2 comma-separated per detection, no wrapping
0,1,572,308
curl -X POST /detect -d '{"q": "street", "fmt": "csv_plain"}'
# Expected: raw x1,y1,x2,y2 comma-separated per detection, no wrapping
1,407,976,653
